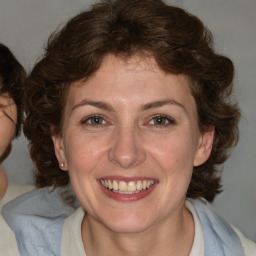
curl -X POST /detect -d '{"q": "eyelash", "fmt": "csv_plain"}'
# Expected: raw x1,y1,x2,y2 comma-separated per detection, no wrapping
80,114,176,129
81,115,108,126
147,114,176,128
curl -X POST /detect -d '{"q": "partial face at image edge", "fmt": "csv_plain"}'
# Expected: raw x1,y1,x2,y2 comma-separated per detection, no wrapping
0,92,17,199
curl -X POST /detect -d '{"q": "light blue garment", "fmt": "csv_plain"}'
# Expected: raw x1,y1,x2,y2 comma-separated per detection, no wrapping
189,199,245,256
2,187,77,256
2,192,244,256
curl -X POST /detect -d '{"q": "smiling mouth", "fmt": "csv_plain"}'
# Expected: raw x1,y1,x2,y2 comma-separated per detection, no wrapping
100,179,156,194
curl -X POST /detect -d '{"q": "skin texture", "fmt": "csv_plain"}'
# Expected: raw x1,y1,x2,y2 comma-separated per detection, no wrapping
0,92,17,199
0,166,7,200
52,55,214,255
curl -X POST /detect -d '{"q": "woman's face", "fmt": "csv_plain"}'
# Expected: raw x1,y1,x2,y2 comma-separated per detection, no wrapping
53,55,214,233
0,93,17,157
0,92,17,199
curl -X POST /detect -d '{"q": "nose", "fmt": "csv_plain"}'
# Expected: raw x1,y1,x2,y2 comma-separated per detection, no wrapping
108,125,146,169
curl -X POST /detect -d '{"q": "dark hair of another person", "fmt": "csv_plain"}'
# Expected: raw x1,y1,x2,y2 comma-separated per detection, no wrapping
24,0,241,202
0,43,26,136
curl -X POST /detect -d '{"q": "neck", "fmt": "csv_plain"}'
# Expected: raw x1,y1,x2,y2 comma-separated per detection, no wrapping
81,203,194,256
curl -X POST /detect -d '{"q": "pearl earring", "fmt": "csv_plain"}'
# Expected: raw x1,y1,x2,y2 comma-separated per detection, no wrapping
60,163,64,167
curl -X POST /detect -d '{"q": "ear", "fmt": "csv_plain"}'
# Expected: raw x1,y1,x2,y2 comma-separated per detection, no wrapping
51,134,68,171
194,127,215,167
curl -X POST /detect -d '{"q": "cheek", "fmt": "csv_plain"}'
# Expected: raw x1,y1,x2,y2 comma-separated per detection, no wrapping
0,121,15,156
63,133,110,210
0,169,8,200
146,132,197,174
64,132,108,177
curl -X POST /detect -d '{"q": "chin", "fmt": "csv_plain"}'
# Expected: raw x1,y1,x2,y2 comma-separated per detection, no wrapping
100,211,155,234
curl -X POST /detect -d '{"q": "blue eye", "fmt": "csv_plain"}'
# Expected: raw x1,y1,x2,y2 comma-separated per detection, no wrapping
82,115,106,125
149,115,175,126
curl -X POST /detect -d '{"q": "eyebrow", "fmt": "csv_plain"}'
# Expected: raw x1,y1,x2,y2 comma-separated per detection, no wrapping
140,99,186,112
71,98,186,113
71,100,114,112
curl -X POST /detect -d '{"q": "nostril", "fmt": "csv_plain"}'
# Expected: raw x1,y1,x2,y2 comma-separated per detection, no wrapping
108,127,146,168
110,155,142,169
108,141,146,169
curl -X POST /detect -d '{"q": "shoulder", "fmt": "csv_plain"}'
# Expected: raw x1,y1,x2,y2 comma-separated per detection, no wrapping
2,186,76,217
2,187,77,256
0,184,35,210
187,198,256,256
232,225,256,256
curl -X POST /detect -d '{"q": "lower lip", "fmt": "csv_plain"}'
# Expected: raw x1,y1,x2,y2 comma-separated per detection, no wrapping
99,182,157,202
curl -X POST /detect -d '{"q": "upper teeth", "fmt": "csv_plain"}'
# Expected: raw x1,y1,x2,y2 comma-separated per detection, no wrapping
100,179,155,193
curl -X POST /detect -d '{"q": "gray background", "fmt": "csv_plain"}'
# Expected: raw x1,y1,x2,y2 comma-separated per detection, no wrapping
1,0,255,241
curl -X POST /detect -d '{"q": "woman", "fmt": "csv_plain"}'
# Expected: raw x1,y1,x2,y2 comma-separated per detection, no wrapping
0,43,24,189
0,43,34,254
0,43,26,200
3,0,256,255
0,44,65,256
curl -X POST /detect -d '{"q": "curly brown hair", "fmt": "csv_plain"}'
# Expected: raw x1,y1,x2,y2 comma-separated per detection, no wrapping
24,0,240,202
0,43,26,137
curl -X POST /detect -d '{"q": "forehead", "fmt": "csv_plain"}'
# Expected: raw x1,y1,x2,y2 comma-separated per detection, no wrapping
69,55,192,101
63,54,199,125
